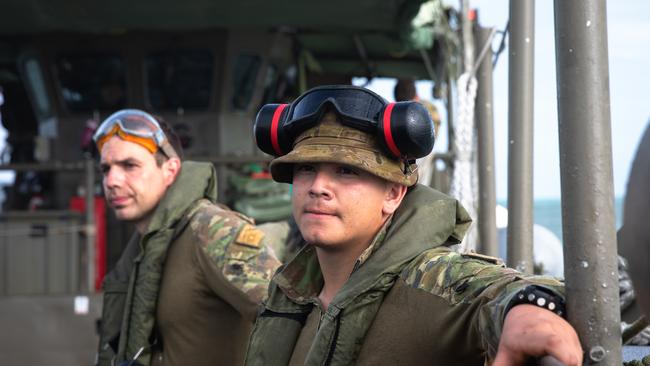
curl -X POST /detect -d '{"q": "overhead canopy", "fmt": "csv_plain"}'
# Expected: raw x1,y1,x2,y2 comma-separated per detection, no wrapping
0,0,459,81
3,0,431,35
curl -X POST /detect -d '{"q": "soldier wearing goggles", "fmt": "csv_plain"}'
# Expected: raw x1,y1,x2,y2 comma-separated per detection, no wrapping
94,109,280,366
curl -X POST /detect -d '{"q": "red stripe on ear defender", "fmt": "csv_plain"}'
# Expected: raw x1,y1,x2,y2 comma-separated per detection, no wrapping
382,102,401,157
271,104,288,155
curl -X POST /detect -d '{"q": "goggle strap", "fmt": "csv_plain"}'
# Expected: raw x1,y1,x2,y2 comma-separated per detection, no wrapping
100,128,159,154
382,102,402,157
404,159,417,175
160,140,179,159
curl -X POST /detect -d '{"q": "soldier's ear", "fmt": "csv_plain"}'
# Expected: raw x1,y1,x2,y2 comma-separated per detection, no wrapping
382,183,407,216
162,157,181,187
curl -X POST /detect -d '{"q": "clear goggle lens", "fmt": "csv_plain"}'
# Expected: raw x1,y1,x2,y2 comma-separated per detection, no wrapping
93,109,178,158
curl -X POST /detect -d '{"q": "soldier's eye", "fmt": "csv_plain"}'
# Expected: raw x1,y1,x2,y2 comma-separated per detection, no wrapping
338,166,359,176
294,164,315,173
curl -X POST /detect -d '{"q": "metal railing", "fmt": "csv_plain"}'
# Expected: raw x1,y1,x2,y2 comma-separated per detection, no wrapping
0,160,95,294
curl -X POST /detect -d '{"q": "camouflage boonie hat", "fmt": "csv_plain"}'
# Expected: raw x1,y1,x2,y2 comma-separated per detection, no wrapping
270,112,418,186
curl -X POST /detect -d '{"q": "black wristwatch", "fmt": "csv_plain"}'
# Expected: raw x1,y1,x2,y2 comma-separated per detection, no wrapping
506,285,566,318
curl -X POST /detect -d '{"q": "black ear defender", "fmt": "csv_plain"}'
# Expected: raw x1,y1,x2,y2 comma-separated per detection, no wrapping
254,95,435,160
378,101,435,160
254,104,292,156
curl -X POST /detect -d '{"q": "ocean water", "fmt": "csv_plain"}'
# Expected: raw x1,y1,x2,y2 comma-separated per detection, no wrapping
499,197,625,242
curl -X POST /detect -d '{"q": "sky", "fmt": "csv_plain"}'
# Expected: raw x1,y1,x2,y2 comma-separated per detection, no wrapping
360,0,650,200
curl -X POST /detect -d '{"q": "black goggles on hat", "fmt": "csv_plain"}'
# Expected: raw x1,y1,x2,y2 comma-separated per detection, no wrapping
254,85,435,159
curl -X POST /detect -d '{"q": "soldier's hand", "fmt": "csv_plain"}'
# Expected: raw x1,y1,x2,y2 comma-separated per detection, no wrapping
492,304,583,366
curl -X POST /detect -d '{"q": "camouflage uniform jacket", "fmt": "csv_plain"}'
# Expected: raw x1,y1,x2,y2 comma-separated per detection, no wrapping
97,161,281,366
245,184,565,366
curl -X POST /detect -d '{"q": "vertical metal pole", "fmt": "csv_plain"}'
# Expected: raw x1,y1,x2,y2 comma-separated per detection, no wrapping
475,26,498,257
85,158,96,293
554,1,621,364
507,0,535,274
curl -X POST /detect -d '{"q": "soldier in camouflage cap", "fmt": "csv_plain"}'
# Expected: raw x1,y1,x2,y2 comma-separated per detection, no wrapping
246,86,582,366
94,109,281,366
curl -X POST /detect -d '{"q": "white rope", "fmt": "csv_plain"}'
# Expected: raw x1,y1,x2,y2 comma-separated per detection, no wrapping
450,72,479,251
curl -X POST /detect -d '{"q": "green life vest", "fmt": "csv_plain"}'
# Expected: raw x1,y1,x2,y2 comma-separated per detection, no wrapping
97,161,218,366
245,184,472,366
